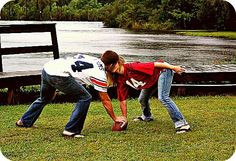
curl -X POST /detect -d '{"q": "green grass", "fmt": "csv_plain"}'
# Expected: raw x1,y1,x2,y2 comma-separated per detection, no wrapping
0,96,235,161
176,30,236,39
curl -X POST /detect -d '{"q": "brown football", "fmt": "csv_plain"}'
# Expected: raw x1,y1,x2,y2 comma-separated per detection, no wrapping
112,120,128,131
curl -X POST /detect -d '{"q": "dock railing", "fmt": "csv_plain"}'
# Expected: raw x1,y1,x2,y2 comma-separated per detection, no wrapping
0,23,59,104
0,23,235,105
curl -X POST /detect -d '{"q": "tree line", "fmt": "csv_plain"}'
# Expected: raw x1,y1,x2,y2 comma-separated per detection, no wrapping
1,0,236,31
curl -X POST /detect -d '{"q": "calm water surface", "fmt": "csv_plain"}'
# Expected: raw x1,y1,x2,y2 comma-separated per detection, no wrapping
1,21,236,72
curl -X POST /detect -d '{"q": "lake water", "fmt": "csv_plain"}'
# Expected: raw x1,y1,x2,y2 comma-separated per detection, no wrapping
0,21,236,72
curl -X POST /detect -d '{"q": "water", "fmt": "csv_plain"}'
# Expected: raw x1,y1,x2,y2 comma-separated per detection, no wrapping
1,21,236,72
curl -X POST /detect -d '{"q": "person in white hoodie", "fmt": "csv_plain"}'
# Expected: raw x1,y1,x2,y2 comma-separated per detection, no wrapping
16,54,126,137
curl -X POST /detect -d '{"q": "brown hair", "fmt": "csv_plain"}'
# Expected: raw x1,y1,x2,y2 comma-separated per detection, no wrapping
101,50,119,66
101,50,126,87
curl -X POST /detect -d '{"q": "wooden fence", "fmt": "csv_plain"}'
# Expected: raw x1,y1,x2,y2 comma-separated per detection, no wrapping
0,23,235,105
0,23,59,104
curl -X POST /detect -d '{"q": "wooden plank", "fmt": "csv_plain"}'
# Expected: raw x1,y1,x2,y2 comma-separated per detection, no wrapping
0,23,56,34
0,70,41,78
50,26,60,59
171,85,236,96
0,70,41,88
0,23,59,104
0,46,54,55
0,75,41,88
172,84,236,87
173,71,236,83
0,23,59,72
0,70,41,104
0,53,2,72
1,71,235,87
0,70,236,104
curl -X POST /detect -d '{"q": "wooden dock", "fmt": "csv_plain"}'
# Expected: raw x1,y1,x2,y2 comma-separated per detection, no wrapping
0,23,59,104
1,69,235,105
0,23,235,105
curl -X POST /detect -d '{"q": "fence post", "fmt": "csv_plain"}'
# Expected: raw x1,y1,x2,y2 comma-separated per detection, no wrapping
50,24,59,59
0,35,2,72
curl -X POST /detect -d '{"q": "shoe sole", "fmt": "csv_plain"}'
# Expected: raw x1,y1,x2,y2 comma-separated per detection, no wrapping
176,125,191,134
16,121,37,128
62,130,84,138
16,122,25,127
176,129,191,134
133,117,153,122
62,134,85,138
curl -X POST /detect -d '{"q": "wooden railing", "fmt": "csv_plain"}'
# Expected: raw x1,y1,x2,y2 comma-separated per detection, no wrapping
0,23,59,72
172,71,236,96
112,70,236,100
0,23,235,104
0,23,59,104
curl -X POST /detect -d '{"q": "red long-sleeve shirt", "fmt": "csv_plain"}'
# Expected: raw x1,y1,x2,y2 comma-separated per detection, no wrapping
117,62,162,101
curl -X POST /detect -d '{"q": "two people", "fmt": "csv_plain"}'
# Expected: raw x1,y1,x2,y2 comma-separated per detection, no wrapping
16,51,190,137
101,50,190,134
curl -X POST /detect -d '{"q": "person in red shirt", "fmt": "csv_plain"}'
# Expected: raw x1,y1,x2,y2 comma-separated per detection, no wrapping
101,50,190,133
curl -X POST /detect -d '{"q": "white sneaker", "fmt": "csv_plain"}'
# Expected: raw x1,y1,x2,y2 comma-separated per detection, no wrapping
133,115,154,122
62,130,85,138
176,124,191,134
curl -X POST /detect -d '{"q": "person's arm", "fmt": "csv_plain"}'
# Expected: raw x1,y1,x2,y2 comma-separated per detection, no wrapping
119,100,127,117
98,91,126,122
98,91,116,121
154,62,185,74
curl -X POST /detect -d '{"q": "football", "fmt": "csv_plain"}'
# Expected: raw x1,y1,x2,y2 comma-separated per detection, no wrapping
112,120,128,131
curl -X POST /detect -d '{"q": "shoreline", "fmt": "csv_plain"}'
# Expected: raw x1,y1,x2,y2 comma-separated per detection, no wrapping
175,30,236,39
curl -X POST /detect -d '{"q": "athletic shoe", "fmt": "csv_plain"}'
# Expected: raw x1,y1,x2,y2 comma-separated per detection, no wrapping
16,119,37,128
62,130,85,138
133,115,154,122
16,119,25,127
176,124,191,134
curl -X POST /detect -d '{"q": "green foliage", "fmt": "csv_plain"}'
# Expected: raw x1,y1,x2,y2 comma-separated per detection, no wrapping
99,2,123,27
99,0,236,31
0,86,40,94
1,0,236,31
197,0,236,30
1,0,103,21
0,96,235,160
20,85,40,93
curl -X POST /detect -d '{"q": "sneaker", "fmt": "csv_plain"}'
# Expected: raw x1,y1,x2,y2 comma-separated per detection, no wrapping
133,115,153,122
62,130,85,138
16,119,37,128
176,124,191,134
16,119,26,127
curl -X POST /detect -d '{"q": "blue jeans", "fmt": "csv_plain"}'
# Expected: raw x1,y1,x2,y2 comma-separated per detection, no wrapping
138,69,188,128
21,69,92,134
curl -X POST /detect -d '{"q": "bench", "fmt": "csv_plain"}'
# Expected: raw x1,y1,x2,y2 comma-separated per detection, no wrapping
172,71,236,96
0,23,59,104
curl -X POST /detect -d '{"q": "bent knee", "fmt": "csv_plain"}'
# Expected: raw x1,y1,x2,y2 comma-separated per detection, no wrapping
75,91,92,101
158,96,171,104
87,94,92,101
138,97,149,105
84,93,92,101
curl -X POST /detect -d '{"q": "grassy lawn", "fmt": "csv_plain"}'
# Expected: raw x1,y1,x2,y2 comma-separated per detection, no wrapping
176,30,236,39
0,96,235,161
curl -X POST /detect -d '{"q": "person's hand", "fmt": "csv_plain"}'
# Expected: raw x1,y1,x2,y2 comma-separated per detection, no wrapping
172,66,185,75
115,116,128,123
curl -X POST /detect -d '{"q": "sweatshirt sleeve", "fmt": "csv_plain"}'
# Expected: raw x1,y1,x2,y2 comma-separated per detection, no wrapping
128,62,155,75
